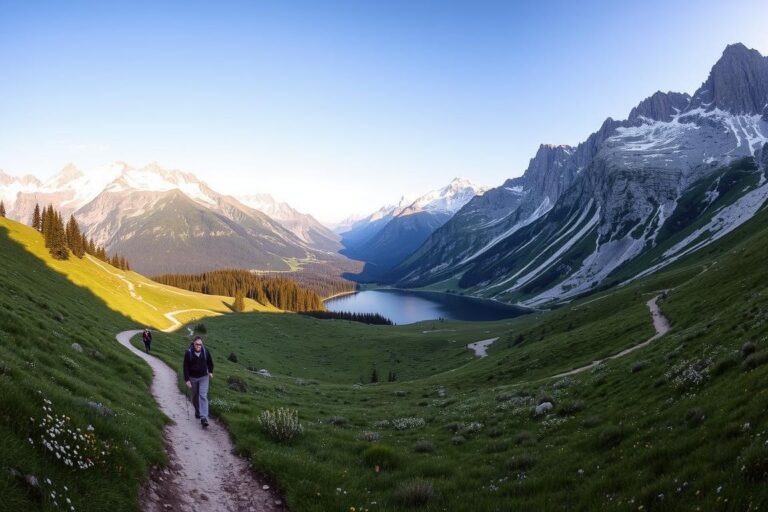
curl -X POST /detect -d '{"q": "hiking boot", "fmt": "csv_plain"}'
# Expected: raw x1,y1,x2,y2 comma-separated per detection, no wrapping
201,417,209,428
195,411,200,419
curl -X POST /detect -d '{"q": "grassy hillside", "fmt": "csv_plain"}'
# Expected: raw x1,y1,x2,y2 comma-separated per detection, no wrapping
0,221,167,511
1,218,278,331
140,205,768,510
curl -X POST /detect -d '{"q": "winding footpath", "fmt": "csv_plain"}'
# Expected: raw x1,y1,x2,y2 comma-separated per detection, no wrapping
116,330,282,512
547,293,671,381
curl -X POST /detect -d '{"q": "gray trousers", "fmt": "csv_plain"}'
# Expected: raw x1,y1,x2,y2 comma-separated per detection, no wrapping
190,375,210,419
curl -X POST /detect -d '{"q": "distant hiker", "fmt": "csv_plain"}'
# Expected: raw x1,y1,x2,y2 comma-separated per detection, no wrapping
183,336,214,428
142,328,153,353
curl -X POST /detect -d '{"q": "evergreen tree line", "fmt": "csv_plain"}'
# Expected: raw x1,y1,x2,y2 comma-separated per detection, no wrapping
30,203,131,269
0,200,6,218
151,269,325,312
301,310,394,326
260,260,358,298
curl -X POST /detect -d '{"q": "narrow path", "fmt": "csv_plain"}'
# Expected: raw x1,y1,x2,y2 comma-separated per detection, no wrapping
546,293,671,381
163,309,222,333
467,337,499,358
87,255,159,311
116,330,283,512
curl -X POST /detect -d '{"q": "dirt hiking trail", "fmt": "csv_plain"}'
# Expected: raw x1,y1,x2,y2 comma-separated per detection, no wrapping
116,330,283,512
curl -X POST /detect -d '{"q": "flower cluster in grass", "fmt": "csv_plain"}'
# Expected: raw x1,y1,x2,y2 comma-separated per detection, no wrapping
665,356,713,389
209,397,233,413
59,355,80,370
395,417,426,430
258,407,303,442
43,477,75,511
30,399,110,470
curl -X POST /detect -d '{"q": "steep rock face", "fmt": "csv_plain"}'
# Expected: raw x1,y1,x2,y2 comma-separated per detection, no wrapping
688,43,768,115
628,91,691,123
392,43,768,306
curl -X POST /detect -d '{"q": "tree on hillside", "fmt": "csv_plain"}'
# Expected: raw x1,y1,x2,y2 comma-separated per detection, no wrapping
0,201,5,218
32,203,41,230
233,289,245,312
65,215,85,258
48,209,69,260
371,367,379,383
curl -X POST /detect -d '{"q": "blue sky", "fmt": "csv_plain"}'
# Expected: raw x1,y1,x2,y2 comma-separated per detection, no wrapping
1,0,766,223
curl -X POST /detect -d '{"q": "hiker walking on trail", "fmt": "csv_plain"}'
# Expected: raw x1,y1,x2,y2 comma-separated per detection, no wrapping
142,328,152,353
183,336,214,428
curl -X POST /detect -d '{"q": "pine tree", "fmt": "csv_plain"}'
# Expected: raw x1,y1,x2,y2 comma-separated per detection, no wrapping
32,203,41,230
371,367,379,383
49,207,69,260
0,201,5,218
233,289,245,312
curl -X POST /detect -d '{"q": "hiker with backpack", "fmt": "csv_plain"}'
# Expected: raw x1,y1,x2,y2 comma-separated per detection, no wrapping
142,328,152,353
183,336,214,428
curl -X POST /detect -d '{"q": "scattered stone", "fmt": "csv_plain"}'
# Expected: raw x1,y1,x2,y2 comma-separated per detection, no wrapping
200,493,209,501
25,474,39,488
257,369,272,378
275,499,283,505
535,402,554,416
163,504,172,510
86,400,115,417
262,484,270,490
71,342,83,353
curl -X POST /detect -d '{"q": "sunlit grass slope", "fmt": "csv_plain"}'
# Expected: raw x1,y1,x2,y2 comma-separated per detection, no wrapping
0,223,166,511
1,217,279,331
142,206,768,510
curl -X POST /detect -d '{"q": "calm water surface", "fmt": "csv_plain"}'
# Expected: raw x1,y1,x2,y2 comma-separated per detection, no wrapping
325,289,529,325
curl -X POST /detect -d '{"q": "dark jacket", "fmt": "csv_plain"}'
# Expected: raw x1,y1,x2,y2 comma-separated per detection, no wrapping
183,345,214,381
143,331,152,343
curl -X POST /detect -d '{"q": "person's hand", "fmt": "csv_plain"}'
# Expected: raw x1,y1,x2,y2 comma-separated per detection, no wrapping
185,381,191,389
209,373,213,380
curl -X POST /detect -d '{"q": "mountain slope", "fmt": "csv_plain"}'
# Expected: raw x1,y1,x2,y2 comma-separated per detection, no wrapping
238,193,341,252
0,217,276,329
341,178,487,278
392,43,768,305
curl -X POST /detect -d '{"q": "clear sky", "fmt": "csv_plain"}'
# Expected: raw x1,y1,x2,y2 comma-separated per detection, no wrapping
1,0,766,224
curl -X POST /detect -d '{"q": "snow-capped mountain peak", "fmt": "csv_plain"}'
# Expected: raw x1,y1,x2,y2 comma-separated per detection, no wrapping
104,163,218,206
405,177,488,215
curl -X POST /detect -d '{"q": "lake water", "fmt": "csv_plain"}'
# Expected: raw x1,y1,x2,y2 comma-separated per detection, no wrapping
324,289,529,325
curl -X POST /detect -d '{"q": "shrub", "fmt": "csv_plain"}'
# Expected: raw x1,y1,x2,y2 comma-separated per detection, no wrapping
227,352,238,363
193,323,207,334
258,407,303,442
394,479,435,507
413,440,435,453
552,376,575,389
741,342,757,358
743,441,768,482
711,353,739,376
742,351,768,372
631,360,649,373
685,408,706,428
514,431,535,446
451,435,466,445
357,431,380,442
327,416,350,428
557,400,585,416
598,425,624,449
391,417,426,430
506,453,537,470
460,422,484,435
226,375,247,393
362,444,399,470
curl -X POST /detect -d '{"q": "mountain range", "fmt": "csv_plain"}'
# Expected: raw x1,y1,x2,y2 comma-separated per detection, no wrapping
338,177,488,279
0,162,344,275
383,43,768,305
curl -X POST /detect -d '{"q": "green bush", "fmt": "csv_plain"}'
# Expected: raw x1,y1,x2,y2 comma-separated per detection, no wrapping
514,431,536,446
685,407,706,428
506,453,537,470
742,351,768,371
598,425,624,449
557,400,585,416
362,444,399,470
394,479,435,507
258,407,303,442
743,441,768,482
227,352,238,363
741,342,757,358
226,375,247,393
413,440,435,453
327,416,350,428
